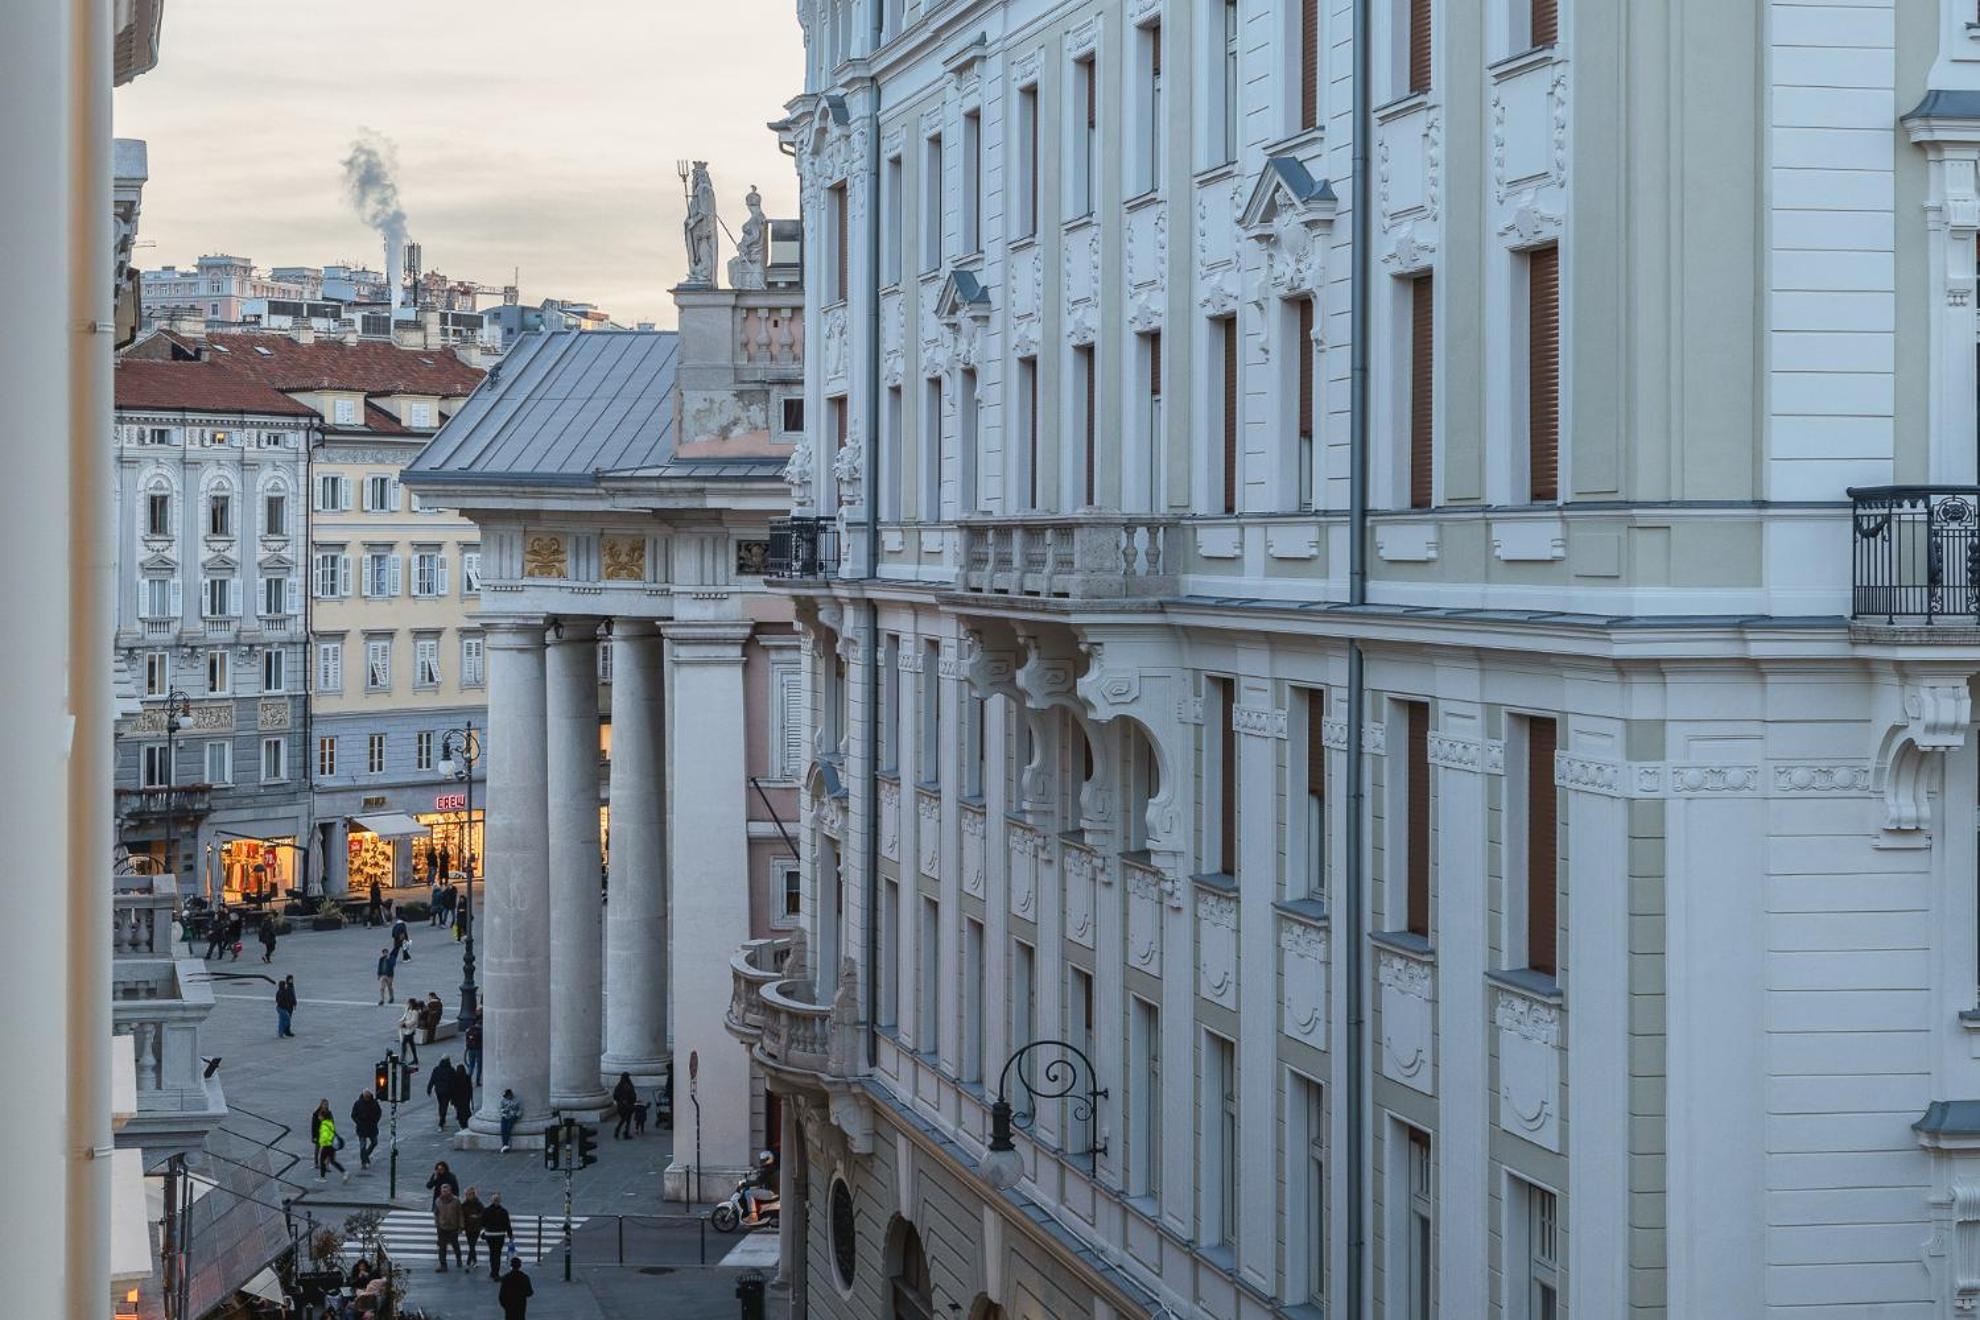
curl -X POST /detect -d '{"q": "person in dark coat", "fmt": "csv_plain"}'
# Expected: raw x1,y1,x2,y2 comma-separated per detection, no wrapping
351,1089,383,1168
424,1160,459,1210
480,1193,513,1278
460,1187,486,1267
449,1058,473,1129
367,879,383,927
498,1257,533,1318
203,904,230,960
426,1057,458,1132
611,1072,637,1139
225,909,245,959
257,913,277,963
274,976,297,1037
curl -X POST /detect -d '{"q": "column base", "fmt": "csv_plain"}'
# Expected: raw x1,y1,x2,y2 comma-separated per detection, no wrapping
662,1158,751,1206
547,1088,614,1115
599,1052,671,1088
467,1108,556,1141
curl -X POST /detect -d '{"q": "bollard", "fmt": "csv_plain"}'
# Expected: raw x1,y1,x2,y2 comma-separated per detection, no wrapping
735,1272,767,1320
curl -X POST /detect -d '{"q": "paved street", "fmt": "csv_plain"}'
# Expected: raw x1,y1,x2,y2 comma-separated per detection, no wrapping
194,919,786,1319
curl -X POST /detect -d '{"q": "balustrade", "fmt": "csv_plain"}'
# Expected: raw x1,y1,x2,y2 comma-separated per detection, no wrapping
957,514,1177,600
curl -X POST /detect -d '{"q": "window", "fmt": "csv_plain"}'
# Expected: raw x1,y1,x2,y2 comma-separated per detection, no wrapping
771,660,806,780
363,474,397,513
460,634,485,687
1075,345,1097,507
963,691,986,798
1140,21,1164,192
143,651,169,697
962,110,982,254
920,641,942,785
412,550,447,597
1129,996,1161,1197
782,397,806,433
777,860,802,923
1292,1075,1326,1305
917,895,940,1056
261,574,290,617
1072,56,1097,216
1220,316,1239,513
263,491,287,537
258,430,284,449
363,551,400,598
407,402,434,428
1526,244,1561,502
1137,329,1163,510
829,183,849,303
317,735,337,777
367,732,386,775
142,426,172,446
920,377,942,519
1403,701,1431,937
881,386,904,521
1203,1032,1238,1248
206,491,232,538
1521,716,1560,976
1016,84,1040,238
1296,297,1317,509
959,369,978,514
1300,687,1326,899
315,473,350,512
260,736,287,783
1400,0,1433,95
889,1223,933,1320
1510,1180,1560,1320
461,550,482,595
415,637,440,688
880,634,902,773
922,134,944,272
312,551,350,599
1299,0,1322,129
142,743,172,789
1011,939,1036,1052
1409,274,1435,509
882,155,903,286
1207,676,1236,875
879,876,900,1025
316,640,343,693
146,489,172,536
202,576,239,618
1218,0,1240,163
1406,1128,1434,1320
962,917,985,1082
261,648,285,694
365,638,391,691
332,398,356,426
415,730,434,772
1528,0,1558,49
203,740,231,785
144,576,178,620
1018,356,1041,510
1068,967,1095,1154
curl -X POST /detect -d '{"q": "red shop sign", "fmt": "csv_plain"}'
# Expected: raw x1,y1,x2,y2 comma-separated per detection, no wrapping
435,793,468,812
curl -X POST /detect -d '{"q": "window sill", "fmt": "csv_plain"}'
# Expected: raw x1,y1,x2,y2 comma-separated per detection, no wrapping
1193,160,1239,188
1191,871,1238,896
1123,189,1162,212
1487,44,1558,83
1198,1243,1237,1274
1063,213,1096,236
1957,1008,1980,1032
1008,232,1039,253
1262,125,1327,162
1486,967,1562,1005
1373,90,1432,123
1369,928,1434,959
1274,896,1329,927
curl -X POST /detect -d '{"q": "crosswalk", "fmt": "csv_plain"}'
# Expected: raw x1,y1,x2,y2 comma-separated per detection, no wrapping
339,1209,587,1267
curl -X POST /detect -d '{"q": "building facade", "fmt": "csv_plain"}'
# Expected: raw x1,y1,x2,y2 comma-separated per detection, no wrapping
724,1,1980,1319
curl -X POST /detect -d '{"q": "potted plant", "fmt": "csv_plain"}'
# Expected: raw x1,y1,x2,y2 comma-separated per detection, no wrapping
310,897,345,932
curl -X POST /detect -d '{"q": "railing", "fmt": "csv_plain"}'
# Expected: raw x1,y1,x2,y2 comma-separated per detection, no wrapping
141,617,176,638
735,301,804,370
758,978,835,1074
203,617,238,639
767,516,839,581
113,885,178,958
112,957,221,1124
1850,486,1980,625
116,784,214,820
957,514,1178,600
726,935,792,1042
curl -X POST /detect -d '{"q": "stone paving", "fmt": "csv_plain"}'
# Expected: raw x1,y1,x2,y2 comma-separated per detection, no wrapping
193,918,787,1318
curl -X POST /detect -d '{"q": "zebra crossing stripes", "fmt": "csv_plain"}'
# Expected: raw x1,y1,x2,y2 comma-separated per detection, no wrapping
339,1209,586,1266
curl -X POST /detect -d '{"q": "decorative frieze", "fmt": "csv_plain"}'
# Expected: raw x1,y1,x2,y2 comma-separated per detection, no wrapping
1377,945,1434,1095
1279,917,1328,1051
1197,888,1238,1010
878,780,900,862
522,534,566,579
1427,733,1483,772
602,536,646,582
916,790,940,878
960,805,986,898
1126,863,1163,974
1495,984,1562,1152
1773,763,1873,794
257,699,290,731
1065,845,1096,949
1231,705,1287,739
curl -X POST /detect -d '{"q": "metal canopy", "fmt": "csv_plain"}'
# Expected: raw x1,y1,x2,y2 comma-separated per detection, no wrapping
349,812,427,840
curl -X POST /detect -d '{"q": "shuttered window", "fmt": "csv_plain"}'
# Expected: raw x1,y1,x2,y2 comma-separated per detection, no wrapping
1300,0,1321,129
1212,677,1237,874
1525,717,1559,976
1406,702,1430,937
831,184,848,303
1080,346,1097,506
1222,318,1239,514
1409,0,1433,94
1410,275,1435,510
1304,688,1326,898
1531,0,1558,48
1298,299,1316,444
1527,245,1561,502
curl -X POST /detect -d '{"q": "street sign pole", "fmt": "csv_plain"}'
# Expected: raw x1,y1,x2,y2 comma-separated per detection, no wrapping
562,1117,576,1283
387,1050,401,1200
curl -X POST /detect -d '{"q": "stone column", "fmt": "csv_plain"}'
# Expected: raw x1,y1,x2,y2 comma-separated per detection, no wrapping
662,623,755,1198
471,618,553,1135
547,624,610,1111
603,620,669,1078
774,1095,798,1285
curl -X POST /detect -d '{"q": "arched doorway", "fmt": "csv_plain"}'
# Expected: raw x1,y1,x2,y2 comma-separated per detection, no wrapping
888,1219,934,1320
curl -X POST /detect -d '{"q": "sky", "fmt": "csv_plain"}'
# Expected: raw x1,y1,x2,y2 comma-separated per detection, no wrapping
115,0,805,327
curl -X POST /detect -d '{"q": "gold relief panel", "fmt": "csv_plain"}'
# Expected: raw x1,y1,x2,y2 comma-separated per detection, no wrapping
602,536,647,582
523,534,568,579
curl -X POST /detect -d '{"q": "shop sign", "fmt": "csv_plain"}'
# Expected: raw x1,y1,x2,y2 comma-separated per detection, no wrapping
435,792,468,812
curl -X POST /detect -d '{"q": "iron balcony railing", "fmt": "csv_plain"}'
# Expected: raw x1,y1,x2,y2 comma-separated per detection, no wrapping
116,784,215,821
766,515,839,581
1850,485,1980,625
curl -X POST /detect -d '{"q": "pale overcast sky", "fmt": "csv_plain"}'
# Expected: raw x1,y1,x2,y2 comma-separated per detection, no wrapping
115,0,805,327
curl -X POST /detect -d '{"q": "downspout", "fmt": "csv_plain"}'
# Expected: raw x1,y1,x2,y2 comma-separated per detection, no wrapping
1345,0,1373,1315
861,13,885,1070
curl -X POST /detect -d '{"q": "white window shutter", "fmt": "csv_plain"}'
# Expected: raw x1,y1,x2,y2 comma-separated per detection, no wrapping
389,554,403,596
359,558,373,598
170,578,183,616
287,576,300,613
390,478,402,511
437,555,449,595
229,577,242,616
775,665,805,778
339,554,352,596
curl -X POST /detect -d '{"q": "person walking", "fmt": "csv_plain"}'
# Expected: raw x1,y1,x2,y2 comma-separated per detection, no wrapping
257,912,277,964
375,946,399,1005
463,1013,482,1085
449,1059,473,1130
274,976,297,1038
203,904,229,960
225,909,245,960
398,998,422,1064
313,1101,348,1183
432,1184,465,1272
611,1072,637,1139
497,1088,522,1153
425,1160,459,1210
479,1194,512,1280
436,842,452,889
498,1256,533,1318
351,1089,382,1168
460,1187,486,1269
391,912,411,964
367,879,383,928
426,1057,458,1132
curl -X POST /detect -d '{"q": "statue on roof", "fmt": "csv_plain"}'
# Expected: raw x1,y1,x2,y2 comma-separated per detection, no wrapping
683,161,718,287
728,185,768,291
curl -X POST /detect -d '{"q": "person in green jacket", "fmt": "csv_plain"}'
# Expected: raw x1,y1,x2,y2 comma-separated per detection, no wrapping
312,1099,348,1183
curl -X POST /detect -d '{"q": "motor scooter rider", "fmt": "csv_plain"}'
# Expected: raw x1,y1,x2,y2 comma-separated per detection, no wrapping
741,1149,778,1225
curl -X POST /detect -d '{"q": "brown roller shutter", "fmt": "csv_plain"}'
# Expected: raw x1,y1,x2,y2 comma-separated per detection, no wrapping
1532,0,1558,48
1214,677,1237,874
1306,688,1326,805
1149,329,1162,398
1410,275,1434,510
1526,717,1558,975
1298,299,1316,445
1222,318,1239,514
1528,245,1560,502
832,184,848,302
1406,703,1430,937
1301,0,1320,129
1409,0,1432,94
1081,347,1097,506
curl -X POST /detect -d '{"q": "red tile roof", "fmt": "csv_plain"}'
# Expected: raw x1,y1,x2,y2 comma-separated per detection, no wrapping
201,332,483,397
114,359,319,417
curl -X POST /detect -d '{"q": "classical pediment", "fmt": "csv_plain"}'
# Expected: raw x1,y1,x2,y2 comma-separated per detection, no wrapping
257,550,298,572
201,552,240,573
1240,155,1339,234
934,269,992,323
138,552,178,573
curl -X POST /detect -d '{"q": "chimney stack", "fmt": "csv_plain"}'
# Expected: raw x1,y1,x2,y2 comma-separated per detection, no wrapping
291,321,315,345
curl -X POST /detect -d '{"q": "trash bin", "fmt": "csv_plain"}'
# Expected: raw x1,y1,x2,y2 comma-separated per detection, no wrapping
736,1271,767,1320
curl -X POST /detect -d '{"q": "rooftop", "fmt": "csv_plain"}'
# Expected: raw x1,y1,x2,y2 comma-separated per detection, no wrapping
113,359,319,418
126,329,483,399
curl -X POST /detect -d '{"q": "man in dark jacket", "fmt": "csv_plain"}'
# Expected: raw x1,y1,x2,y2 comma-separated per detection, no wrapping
479,1194,512,1279
498,1257,533,1318
350,1089,383,1168
448,1057,473,1129
257,913,278,963
426,1057,458,1132
274,976,297,1037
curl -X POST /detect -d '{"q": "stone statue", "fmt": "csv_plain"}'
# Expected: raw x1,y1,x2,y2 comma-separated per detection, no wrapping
727,185,768,290
682,161,717,286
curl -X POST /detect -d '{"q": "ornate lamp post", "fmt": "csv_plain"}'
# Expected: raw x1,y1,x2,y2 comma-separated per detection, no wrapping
438,721,481,1028
978,1040,1108,1190
161,689,192,887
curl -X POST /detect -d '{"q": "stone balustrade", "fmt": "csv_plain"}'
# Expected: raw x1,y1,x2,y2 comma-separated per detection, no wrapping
112,956,224,1151
957,514,1178,601
758,978,835,1075
112,884,177,958
726,935,792,1042
736,299,804,373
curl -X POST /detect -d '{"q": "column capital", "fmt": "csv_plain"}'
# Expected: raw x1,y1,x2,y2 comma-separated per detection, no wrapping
663,621,753,664
480,614,549,648
608,617,664,641
544,617,606,649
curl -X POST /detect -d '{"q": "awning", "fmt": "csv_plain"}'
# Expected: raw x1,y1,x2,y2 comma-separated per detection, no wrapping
350,812,427,840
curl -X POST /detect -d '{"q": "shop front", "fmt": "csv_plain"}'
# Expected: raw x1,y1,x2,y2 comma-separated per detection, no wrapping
208,836,298,906
416,791,484,886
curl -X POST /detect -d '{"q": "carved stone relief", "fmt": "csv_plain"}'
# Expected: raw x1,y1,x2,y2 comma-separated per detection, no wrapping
1196,890,1238,1010
1378,947,1434,1095
878,779,900,862
961,805,986,899
916,790,940,878
1065,845,1097,949
1126,865,1163,975
522,535,567,579
602,536,647,582
1495,988,1561,1152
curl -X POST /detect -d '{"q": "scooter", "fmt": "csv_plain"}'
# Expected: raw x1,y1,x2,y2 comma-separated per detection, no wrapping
710,1176,780,1233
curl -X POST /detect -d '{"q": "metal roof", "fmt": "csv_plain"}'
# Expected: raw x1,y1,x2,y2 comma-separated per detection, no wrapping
406,330,677,485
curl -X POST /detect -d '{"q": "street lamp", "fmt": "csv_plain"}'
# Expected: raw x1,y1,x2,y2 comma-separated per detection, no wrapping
438,721,481,1029
978,1040,1108,1191
161,689,193,888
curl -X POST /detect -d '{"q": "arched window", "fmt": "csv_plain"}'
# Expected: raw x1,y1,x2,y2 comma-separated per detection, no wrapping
205,477,234,538
890,1221,933,1320
828,1177,857,1293
144,476,173,538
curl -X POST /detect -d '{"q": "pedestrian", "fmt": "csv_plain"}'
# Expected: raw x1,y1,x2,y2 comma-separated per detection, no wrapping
274,976,297,1038
351,1089,382,1168
375,946,398,1005
432,1184,464,1272
497,1088,522,1153
449,1058,473,1130
479,1193,512,1280
226,909,245,960
460,1186,485,1268
425,1159,459,1210
611,1072,637,1139
313,1100,348,1183
391,912,411,964
428,867,442,926
424,990,444,1031
498,1256,533,1318
398,998,422,1065
426,1057,457,1132
257,912,277,964
203,904,229,960
367,879,383,928
463,1013,482,1085
437,843,451,888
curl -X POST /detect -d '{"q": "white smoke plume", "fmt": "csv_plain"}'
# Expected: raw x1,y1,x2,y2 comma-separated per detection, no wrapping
342,132,410,315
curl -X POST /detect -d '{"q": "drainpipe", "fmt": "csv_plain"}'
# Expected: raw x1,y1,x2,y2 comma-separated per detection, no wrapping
862,11,885,1070
1344,0,1373,1313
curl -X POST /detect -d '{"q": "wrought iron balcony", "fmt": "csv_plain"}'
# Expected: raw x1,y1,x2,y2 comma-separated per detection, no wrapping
115,784,213,821
767,515,839,581
1849,486,1980,626
958,514,1178,601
